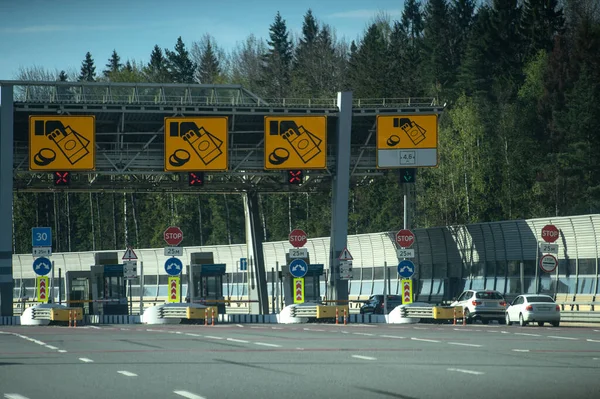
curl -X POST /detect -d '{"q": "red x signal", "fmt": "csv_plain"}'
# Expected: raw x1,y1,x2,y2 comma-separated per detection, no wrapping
188,172,205,187
53,171,70,186
287,170,303,185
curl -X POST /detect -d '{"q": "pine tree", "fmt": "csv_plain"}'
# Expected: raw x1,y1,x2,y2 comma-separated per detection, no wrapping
448,0,477,79
198,40,221,84
402,0,424,42
78,52,96,82
489,0,524,83
103,49,122,77
145,45,169,82
165,37,197,83
57,70,68,81
346,24,388,98
521,0,565,61
261,11,293,98
421,0,454,97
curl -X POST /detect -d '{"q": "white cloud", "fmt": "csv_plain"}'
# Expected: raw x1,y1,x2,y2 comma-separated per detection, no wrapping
328,9,403,19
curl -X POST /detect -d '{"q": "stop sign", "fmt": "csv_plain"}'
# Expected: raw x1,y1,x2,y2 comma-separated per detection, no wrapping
541,224,559,243
396,229,415,248
289,229,307,248
164,226,183,246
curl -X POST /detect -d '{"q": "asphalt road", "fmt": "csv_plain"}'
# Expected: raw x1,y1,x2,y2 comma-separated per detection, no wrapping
1,322,600,399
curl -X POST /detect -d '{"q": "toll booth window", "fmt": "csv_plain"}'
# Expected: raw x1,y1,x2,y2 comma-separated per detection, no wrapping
104,276,124,299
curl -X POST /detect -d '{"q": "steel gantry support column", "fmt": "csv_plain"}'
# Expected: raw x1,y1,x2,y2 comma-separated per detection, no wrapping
0,85,15,316
329,91,353,303
243,190,269,314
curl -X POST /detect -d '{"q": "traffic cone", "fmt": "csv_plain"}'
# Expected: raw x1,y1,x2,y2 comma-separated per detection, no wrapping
344,308,347,325
453,308,457,326
212,308,215,326
336,307,339,325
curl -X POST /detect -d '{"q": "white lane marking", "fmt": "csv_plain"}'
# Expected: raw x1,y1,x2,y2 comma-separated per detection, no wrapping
204,336,223,340
548,336,578,340
79,358,94,363
594,358,599,360
411,338,440,343
117,371,138,377
236,324,244,328
380,335,405,339
271,327,283,330
254,342,282,348
448,342,482,347
487,330,501,333
594,330,600,333
296,347,305,350
175,332,183,334
515,333,541,337
512,349,530,352
120,328,130,331
353,332,374,336
352,355,377,360
413,327,428,330
447,368,484,375
250,326,267,329
4,394,31,399
185,333,201,337
340,331,349,334
587,339,600,343
174,390,206,399
58,350,67,353
88,326,101,329
227,338,249,343
45,345,58,350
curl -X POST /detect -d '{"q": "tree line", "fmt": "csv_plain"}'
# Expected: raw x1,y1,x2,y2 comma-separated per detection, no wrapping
12,0,600,254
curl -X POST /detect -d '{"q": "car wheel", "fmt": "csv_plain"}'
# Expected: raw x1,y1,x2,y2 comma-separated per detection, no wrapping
464,309,471,324
551,321,560,327
505,313,511,326
537,322,544,327
519,313,527,327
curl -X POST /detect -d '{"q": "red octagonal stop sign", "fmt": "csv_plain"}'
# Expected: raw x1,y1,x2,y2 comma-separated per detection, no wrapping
289,229,307,248
541,224,559,243
164,226,183,246
396,229,415,248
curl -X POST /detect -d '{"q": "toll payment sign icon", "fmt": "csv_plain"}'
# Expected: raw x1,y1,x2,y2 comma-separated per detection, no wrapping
264,116,327,170
29,116,95,171
164,117,228,171
376,114,438,168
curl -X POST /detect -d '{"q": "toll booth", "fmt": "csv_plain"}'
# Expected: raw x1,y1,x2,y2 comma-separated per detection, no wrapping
188,252,226,314
282,263,325,306
65,271,92,315
65,252,128,315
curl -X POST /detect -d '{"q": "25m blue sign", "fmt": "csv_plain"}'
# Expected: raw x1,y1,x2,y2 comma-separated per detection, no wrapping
32,227,52,247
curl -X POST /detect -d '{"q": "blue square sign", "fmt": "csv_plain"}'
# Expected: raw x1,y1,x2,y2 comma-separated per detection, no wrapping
32,227,52,247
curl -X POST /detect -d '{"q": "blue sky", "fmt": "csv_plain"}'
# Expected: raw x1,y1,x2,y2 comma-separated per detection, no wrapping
0,0,406,80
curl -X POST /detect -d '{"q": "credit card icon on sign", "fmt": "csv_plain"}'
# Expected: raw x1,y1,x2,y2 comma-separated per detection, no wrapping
269,120,322,164
169,121,223,166
34,120,90,166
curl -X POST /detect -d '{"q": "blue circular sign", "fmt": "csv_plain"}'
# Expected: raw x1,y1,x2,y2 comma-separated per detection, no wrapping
398,260,415,278
164,257,183,276
289,259,308,278
33,257,52,276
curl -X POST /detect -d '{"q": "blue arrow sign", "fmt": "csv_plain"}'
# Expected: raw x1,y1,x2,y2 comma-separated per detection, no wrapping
164,257,183,276
289,259,308,278
33,257,52,276
240,258,248,271
32,227,52,247
398,260,415,278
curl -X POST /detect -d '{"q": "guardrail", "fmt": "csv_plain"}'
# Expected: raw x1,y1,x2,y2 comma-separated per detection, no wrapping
31,307,52,320
560,311,600,323
290,305,318,318
400,306,434,319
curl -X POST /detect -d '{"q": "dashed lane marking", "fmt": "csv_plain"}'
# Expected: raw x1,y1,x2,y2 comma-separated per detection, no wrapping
352,355,377,361
587,339,600,343
254,342,282,348
117,371,138,377
353,332,374,336
447,342,482,347
447,368,484,375
227,338,249,343
4,394,30,399
548,336,578,340
236,324,244,328
45,345,58,350
79,358,94,363
514,333,541,337
174,390,206,399
411,338,440,343
205,336,223,340
88,326,101,329
58,350,67,353
512,349,530,352
379,335,405,339
185,333,201,337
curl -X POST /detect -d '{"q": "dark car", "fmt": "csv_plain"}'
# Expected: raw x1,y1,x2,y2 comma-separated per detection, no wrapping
360,295,404,314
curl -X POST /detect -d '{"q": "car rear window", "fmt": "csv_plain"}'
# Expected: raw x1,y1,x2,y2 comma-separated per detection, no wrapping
475,291,503,300
527,296,555,303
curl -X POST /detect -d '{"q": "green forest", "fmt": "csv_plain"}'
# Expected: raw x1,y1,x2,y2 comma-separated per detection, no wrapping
11,0,600,254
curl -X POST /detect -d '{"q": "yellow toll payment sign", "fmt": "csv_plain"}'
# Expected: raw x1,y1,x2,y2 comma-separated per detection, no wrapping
293,278,305,304
164,117,228,171
264,116,327,170
29,116,95,171
376,114,438,168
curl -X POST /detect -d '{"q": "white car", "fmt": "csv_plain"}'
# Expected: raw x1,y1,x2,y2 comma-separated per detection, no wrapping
451,290,507,324
505,294,560,327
